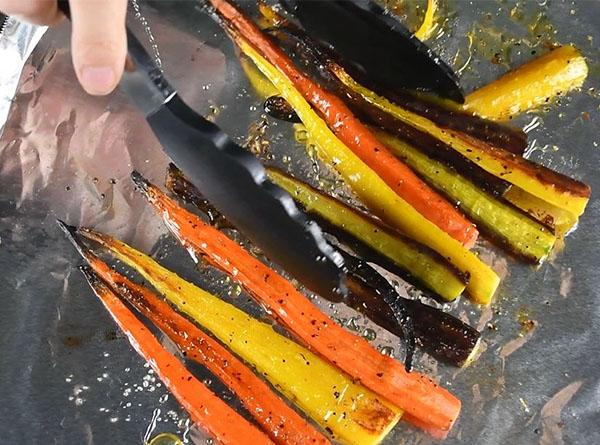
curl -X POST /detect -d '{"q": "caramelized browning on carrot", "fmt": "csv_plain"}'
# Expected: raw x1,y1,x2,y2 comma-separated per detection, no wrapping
209,0,478,247
503,186,579,237
238,41,498,304
330,63,591,216
79,268,274,445
130,172,461,435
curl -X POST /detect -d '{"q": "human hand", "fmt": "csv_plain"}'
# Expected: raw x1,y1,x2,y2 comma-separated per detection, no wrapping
0,0,127,95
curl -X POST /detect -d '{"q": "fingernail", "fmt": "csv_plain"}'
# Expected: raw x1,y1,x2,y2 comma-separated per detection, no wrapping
81,66,115,95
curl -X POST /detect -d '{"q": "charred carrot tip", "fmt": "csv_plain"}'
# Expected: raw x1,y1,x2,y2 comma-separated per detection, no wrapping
75,227,117,254
79,265,102,287
167,163,180,177
56,218,76,236
131,170,150,193
57,219,94,260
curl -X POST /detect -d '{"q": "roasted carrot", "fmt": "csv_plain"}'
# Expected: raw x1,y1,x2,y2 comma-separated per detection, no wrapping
465,45,589,121
209,0,478,247
78,267,274,445
239,40,499,303
241,56,280,100
127,171,461,435
262,14,527,157
266,168,467,300
343,253,481,368
165,163,234,230
331,63,591,216
60,224,329,445
375,131,557,263
503,186,579,237
76,228,403,445
165,165,484,368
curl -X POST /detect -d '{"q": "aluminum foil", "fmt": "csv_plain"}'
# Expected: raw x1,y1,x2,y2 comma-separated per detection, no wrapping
1,1,599,444
0,17,47,129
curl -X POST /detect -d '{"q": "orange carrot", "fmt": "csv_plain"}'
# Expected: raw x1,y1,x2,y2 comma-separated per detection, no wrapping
209,0,477,247
78,267,274,445
77,251,330,445
132,172,461,435
75,228,403,445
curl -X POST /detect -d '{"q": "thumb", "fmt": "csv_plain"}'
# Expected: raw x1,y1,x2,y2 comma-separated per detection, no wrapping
70,0,127,95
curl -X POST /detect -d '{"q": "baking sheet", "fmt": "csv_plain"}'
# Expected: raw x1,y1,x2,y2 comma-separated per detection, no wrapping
0,1,599,443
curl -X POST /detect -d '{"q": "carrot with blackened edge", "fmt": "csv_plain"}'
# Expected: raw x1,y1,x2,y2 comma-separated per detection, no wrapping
129,171,461,436
60,223,329,445
260,10,527,156
77,267,274,445
238,41,498,303
166,164,482,368
75,227,403,445
329,62,591,216
209,0,477,247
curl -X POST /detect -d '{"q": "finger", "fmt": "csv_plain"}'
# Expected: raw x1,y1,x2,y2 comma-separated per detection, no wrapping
69,0,127,95
0,0,62,25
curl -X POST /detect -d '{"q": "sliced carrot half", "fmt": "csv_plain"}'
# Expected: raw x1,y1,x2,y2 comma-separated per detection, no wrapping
79,267,273,445
210,0,478,247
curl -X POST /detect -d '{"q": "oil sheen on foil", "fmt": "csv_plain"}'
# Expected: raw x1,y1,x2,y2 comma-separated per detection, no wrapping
0,1,599,444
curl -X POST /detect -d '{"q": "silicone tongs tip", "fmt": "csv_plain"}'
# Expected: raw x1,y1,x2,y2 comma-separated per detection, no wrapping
280,0,465,103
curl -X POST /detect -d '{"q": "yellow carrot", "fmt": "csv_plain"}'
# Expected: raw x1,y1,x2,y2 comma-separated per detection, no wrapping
331,64,591,217
240,57,279,100
465,45,588,120
238,38,498,304
503,186,579,237
79,229,402,445
267,167,467,300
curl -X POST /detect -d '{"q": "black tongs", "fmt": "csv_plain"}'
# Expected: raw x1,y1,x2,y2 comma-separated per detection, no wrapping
57,2,346,300
281,0,465,103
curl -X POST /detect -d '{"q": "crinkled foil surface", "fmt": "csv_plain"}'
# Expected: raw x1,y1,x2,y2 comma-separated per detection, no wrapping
0,1,599,444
